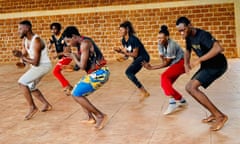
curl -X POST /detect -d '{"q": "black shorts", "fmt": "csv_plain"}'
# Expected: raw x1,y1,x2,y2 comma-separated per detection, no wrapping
191,65,227,88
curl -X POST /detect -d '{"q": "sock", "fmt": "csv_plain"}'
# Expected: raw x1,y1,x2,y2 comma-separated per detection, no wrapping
169,98,176,104
179,97,186,103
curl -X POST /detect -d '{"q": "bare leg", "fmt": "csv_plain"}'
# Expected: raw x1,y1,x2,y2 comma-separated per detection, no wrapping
19,84,38,120
72,97,96,124
32,89,52,112
72,96,107,130
186,80,228,131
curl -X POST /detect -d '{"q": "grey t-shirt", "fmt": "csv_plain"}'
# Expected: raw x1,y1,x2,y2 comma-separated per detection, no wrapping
158,38,184,66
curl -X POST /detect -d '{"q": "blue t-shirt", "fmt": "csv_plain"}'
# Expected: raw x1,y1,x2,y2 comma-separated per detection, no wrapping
186,28,226,68
122,35,150,62
158,38,184,66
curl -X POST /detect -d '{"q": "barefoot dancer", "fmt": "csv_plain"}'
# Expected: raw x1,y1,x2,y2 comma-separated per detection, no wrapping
114,21,150,102
176,16,228,131
142,25,187,115
13,20,52,120
62,26,109,130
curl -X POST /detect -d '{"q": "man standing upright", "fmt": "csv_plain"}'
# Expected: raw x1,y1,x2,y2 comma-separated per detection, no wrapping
13,20,52,120
176,16,228,131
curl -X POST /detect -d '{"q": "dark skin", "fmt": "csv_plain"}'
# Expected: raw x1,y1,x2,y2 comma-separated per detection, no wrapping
142,33,172,70
64,35,107,130
14,24,52,120
114,26,149,102
47,26,70,59
114,27,139,58
176,23,228,131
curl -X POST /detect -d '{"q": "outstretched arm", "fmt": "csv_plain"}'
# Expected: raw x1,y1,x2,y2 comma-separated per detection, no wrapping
142,55,171,70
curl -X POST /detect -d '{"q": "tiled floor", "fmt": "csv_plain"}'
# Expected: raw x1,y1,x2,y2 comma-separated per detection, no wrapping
0,59,240,144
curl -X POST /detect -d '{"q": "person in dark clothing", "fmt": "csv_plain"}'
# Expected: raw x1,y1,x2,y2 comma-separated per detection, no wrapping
114,21,150,102
176,16,228,131
48,22,74,96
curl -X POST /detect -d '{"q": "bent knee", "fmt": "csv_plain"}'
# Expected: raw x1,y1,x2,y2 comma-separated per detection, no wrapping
185,82,193,94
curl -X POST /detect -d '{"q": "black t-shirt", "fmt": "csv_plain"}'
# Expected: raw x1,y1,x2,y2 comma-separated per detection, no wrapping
122,35,150,61
186,28,226,68
50,35,67,59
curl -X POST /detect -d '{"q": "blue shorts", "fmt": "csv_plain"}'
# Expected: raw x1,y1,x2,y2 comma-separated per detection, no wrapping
72,66,110,97
192,65,227,88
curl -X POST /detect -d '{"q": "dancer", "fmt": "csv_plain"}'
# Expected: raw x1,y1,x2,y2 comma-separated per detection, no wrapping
142,25,187,115
62,26,109,130
48,22,73,95
114,21,150,102
13,20,52,120
176,16,228,131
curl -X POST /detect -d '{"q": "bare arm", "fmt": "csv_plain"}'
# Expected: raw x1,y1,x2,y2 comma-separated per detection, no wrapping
22,38,42,66
199,41,223,62
191,41,224,68
142,55,171,70
184,49,191,73
69,40,91,70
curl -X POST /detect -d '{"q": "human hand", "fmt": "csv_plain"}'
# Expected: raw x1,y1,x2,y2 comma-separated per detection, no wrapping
184,64,191,74
63,46,72,53
15,62,25,69
113,47,121,53
141,61,152,70
12,50,23,58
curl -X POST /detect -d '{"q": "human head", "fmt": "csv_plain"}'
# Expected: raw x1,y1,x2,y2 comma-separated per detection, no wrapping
62,26,81,47
50,22,62,35
176,16,192,39
119,21,136,37
18,20,32,39
158,25,169,45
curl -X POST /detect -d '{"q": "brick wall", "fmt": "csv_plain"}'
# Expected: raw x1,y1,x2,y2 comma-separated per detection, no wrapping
0,0,183,13
0,1,237,64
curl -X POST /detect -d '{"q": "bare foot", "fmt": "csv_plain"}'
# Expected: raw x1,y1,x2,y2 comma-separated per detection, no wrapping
63,85,73,96
94,114,108,130
80,118,96,124
41,104,52,112
24,108,38,120
210,115,228,131
139,91,150,103
202,115,216,123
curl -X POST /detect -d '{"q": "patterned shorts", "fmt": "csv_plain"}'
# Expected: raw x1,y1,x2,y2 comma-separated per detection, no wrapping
72,66,110,97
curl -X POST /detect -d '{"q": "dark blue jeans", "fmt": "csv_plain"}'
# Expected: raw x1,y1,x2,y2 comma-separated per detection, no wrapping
125,56,149,88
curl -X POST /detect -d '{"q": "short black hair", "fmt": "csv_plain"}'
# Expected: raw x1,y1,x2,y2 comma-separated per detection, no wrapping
62,26,81,38
19,20,32,28
50,22,62,31
176,16,191,26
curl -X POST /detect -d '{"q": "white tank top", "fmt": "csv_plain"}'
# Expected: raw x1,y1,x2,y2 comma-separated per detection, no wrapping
24,34,51,65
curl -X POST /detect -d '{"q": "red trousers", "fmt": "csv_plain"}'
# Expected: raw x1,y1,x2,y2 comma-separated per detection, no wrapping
53,57,72,88
161,59,185,100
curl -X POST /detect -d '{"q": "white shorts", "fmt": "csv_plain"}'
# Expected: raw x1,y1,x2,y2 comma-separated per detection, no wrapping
18,63,52,91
